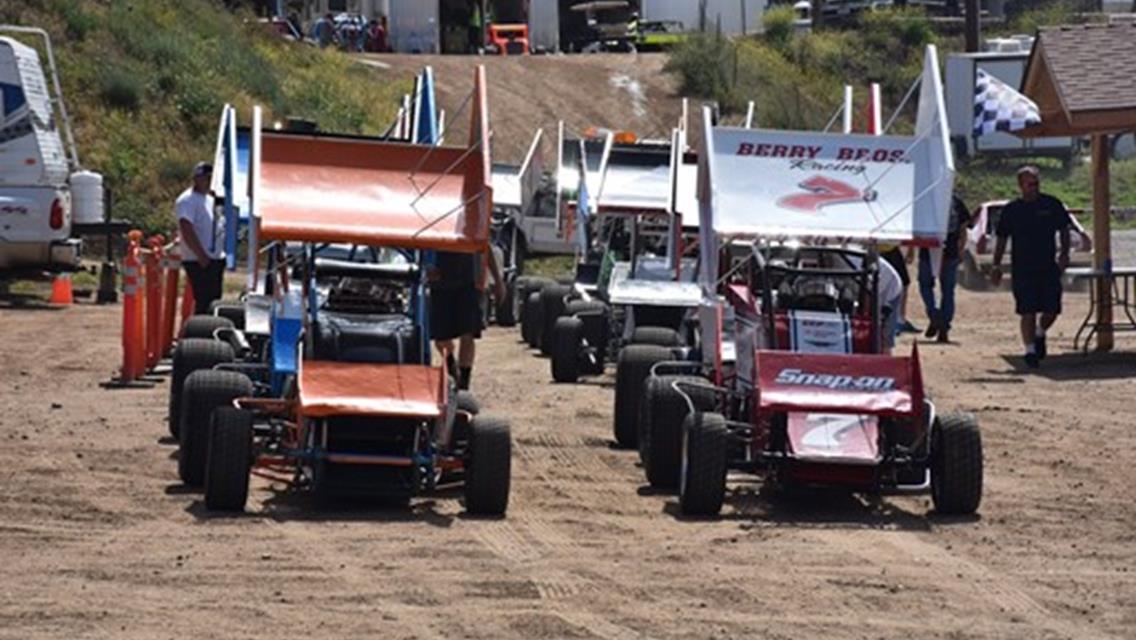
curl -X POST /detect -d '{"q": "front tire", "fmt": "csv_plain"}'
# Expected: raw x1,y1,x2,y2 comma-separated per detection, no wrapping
679,412,729,516
931,412,983,515
204,407,253,511
465,417,511,515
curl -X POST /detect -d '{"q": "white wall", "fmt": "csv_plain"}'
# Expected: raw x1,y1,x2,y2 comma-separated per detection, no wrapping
641,0,769,35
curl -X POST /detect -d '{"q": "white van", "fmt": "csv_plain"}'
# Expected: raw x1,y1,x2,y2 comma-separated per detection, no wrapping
0,31,96,276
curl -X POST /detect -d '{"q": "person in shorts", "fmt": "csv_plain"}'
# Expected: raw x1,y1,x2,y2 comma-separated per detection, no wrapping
991,166,1071,368
429,250,504,390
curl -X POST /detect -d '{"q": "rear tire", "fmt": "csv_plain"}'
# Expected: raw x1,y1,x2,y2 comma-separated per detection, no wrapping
679,412,729,516
931,412,983,515
566,300,609,373
168,338,234,438
642,375,716,489
465,417,511,515
539,284,571,356
180,315,234,340
613,344,672,449
209,300,245,330
496,273,518,327
204,407,253,512
631,326,682,347
179,370,254,486
551,316,583,383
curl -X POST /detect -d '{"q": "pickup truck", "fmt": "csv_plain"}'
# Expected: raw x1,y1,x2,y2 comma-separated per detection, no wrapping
1,29,102,280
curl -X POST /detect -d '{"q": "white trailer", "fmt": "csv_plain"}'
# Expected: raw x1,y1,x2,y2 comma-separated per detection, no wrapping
944,51,1076,159
640,0,768,35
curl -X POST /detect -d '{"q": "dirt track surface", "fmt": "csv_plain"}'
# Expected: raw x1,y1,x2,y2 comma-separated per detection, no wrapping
1,286,1134,639
361,53,685,164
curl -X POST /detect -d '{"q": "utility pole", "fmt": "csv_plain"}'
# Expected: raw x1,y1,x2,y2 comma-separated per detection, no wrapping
812,0,825,30
965,0,981,53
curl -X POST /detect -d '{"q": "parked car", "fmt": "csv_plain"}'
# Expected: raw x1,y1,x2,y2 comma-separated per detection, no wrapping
960,199,1093,290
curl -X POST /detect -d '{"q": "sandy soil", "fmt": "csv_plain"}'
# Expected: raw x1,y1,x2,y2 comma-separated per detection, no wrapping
0,283,1134,639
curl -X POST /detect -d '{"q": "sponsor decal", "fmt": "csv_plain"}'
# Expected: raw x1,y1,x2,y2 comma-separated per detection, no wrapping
777,175,878,213
774,367,896,392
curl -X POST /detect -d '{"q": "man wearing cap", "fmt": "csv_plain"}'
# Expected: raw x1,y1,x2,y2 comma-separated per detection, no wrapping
991,166,1071,368
176,162,225,315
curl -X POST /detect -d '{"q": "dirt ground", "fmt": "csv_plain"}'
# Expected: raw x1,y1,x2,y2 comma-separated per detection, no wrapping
361,53,685,165
1,283,1134,639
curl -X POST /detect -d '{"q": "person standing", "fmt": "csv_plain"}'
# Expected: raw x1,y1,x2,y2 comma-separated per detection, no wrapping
468,1,483,54
877,255,904,355
919,194,973,343
429,249,504,391
176,162,225,315
312,12,335,49
880,244,920,334
991,166,1071,368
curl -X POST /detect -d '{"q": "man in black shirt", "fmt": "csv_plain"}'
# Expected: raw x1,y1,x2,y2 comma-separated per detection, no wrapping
428,250,504,390
918,194,973,343
991,166,1071,368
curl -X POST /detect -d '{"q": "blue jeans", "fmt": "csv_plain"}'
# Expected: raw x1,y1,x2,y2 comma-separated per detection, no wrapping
918,252,960,331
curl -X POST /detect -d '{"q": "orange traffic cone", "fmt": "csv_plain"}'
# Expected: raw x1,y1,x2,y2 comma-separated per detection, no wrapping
49,274,73,305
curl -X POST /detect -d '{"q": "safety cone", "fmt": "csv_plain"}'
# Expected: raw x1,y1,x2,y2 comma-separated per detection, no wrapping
49,274,73,305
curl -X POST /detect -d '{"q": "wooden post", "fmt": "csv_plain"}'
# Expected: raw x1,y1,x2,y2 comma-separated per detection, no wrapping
964,0,980,53
1092,134,1113,351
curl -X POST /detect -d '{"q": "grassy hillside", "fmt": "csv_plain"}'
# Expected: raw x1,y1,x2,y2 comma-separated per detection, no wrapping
665,6,1136,215
1,0,408,233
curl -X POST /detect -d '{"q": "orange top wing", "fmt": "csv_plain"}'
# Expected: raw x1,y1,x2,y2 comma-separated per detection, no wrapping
257,133,489,252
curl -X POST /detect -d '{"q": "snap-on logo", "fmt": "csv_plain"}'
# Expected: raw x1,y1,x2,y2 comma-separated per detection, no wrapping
774,367,895,391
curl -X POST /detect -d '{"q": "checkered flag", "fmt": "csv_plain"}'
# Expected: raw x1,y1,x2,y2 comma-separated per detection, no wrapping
973,68,1041,136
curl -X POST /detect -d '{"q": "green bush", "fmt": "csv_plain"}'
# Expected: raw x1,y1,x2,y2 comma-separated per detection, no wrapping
762,5,796,54
51,0,98,42
98,65,142,111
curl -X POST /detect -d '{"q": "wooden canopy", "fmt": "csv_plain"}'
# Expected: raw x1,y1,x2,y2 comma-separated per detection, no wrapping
1018,23,1136,138
1016,22,1136,351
